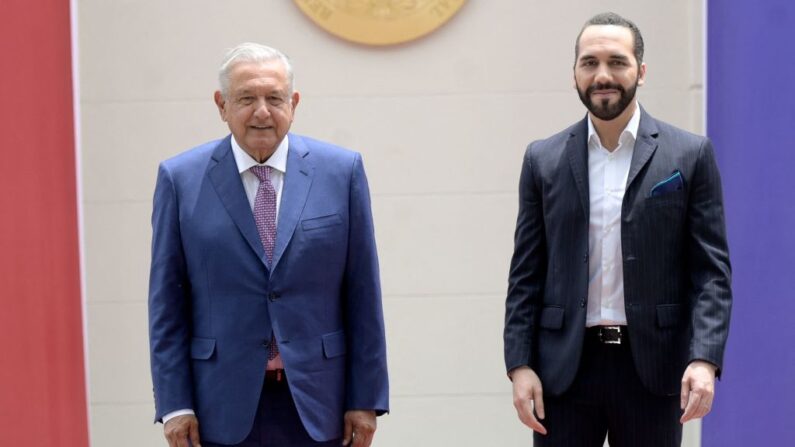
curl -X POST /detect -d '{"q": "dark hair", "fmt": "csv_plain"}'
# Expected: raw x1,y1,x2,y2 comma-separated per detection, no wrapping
574,12,644,65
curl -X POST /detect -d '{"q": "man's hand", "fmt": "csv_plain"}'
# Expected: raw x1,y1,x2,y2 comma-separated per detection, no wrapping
680,360,717,423
511,366,547,435
164,414,201,447
342,410,377,447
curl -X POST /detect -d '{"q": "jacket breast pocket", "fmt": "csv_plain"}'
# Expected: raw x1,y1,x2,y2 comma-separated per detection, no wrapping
190,337,216,360
539,306,565,330
644,190,685,210
301,214,343,231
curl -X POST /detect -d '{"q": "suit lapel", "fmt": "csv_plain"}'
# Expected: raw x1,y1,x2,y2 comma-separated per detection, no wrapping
626,109,659,189
208,136,267,266
272,134,314,271
566,117,590,219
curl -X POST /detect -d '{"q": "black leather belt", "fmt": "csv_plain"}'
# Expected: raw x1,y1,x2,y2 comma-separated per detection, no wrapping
587,326,627,344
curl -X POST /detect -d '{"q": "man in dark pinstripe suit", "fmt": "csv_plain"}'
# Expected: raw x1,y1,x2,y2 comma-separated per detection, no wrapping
504,12,732,447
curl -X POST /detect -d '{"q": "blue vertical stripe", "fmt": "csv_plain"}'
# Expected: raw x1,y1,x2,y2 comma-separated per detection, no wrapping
705,0,795,445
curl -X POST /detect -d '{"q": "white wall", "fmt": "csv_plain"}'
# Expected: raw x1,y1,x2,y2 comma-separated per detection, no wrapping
79,1,704,445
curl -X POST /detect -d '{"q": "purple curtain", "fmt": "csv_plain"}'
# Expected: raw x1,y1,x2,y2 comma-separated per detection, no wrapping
705,0,795,445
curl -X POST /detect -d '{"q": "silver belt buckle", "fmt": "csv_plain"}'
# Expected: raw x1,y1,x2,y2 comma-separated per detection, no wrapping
599,326,622,344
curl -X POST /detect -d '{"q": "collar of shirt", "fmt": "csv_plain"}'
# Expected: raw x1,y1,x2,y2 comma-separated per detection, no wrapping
230,134,289,175
587,102,642,153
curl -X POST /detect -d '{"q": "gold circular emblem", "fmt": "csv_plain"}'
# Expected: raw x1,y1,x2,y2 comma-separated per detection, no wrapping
294,0,467,46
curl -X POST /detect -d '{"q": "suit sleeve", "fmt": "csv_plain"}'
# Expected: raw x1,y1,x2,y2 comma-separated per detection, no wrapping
685,138,732,375
504,146,547,374
148,163,194,421
343,153,389,414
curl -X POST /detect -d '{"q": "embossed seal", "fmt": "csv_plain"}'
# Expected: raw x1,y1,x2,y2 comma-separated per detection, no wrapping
294,0,467,46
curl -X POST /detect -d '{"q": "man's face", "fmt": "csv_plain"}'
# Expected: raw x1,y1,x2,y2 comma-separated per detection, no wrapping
574,25,646,121
214,60,299,160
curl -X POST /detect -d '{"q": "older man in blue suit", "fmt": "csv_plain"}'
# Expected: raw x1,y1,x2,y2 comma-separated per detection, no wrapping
149,43,389,447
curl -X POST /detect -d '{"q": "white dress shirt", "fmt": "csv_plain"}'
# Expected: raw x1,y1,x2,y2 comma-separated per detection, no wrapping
585,106,641,327
162,135,289,424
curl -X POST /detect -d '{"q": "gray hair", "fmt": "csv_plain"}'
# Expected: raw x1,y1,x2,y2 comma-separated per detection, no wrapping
218,43,295,98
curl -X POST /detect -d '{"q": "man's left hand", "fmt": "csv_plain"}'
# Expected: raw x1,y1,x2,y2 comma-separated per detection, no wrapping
342,410,377,447
680,360,717,423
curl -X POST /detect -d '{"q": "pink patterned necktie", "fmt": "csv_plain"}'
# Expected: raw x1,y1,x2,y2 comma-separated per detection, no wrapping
250,166,277,265
250,166,280,362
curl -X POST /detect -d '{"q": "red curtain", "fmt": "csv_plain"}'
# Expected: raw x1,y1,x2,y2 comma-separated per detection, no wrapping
0,0,89,445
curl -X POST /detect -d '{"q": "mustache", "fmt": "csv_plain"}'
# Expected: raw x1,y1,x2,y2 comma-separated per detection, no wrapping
586,83,626,96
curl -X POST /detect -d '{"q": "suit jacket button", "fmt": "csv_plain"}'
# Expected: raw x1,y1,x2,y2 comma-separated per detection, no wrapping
268,292,278,301
580,299,586,308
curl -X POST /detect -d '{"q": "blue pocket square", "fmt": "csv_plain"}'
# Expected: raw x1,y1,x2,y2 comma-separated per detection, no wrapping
650,170,684,197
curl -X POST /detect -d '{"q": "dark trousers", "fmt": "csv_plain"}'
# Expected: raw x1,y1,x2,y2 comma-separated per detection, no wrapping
534,332,682,447
203,375,342,447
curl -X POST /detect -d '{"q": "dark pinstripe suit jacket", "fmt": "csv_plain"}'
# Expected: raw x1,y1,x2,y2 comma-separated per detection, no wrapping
504,109,732,397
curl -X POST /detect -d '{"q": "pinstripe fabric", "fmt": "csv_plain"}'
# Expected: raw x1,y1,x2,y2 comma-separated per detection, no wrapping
536,336,682,447
504,108,732,409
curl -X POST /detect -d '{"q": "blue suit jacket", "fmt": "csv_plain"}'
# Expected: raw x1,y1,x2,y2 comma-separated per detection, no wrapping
149,134,389,444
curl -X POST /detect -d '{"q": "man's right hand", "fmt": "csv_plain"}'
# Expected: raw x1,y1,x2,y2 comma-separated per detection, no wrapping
164,414,201,447
511,366,547,435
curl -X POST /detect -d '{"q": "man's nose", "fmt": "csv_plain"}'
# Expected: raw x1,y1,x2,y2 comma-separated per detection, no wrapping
594,63,611,83
253,98,271,118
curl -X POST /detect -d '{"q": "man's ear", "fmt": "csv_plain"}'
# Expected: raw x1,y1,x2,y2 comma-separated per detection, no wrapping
290,91,300,113
214,91,227,121
637,62,647,87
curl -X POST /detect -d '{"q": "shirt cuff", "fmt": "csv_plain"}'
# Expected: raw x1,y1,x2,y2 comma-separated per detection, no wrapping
162,409,195,424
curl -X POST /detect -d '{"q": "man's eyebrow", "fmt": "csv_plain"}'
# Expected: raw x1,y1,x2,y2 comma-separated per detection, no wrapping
578,53,630,61
609,54,631,61
234,88,286,96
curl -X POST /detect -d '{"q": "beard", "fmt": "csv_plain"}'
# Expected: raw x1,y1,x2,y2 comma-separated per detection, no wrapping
577,78,638,121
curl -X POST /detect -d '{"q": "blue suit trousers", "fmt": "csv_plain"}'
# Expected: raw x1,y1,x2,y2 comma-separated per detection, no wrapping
202,376,342,447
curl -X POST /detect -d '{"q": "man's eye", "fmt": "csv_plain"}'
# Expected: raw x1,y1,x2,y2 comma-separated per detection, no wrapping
239,96,254,104
267,96,284,106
